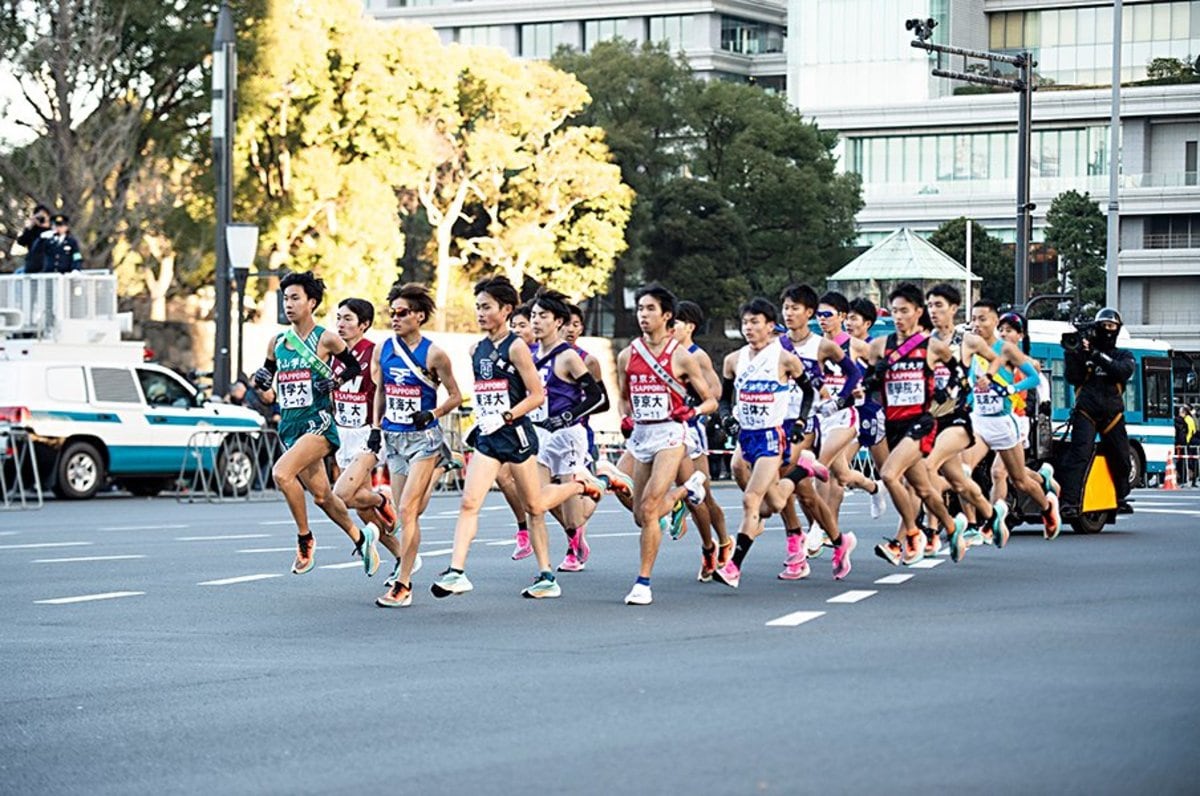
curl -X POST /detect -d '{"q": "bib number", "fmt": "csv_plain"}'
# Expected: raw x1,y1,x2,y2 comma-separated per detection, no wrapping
631,383,669,422
334,391,368,428
385,384,421,425
278,370,313,410
974,387,1004,416
474,379,511,419
885,374,924,407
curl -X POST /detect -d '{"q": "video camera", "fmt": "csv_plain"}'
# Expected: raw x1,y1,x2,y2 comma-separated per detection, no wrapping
1061,319,1099,352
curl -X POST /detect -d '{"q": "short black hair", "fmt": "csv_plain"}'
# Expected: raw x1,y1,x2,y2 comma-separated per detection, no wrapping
34,203,51,215
337,297,374,328
280,271,325,305
474,275,520,312
972,297,1001,316
567,302,585,328
780,284,819,310
511,301,533,321
634,282,676,319
887,282,924,310
675,300,705,329
739,297,778,324
818,291,849,315
386,282,436,324
925,283,962,306
531,288,571,324
849,297,877,325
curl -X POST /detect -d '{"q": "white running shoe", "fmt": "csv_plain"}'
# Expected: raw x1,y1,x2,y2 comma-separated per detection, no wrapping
624,583,652,605
683,470,707,506
870,481,887,520
805,524,828,558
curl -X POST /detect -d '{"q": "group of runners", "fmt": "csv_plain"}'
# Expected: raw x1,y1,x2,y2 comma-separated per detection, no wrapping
253,271,1062,608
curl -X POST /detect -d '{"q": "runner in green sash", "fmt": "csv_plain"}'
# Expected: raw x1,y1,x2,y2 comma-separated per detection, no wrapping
253,271,381,577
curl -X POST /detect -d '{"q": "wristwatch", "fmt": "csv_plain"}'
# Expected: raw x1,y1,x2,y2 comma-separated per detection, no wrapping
501,411,514,425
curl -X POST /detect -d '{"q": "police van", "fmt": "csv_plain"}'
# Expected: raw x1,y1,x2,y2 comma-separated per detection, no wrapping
0,273,266,499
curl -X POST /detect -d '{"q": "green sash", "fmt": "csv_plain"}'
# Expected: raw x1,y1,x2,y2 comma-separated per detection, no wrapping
283,327,333,378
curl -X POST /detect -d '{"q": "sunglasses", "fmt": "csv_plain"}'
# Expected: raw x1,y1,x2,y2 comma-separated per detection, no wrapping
389,308,412,319
815,310,837,319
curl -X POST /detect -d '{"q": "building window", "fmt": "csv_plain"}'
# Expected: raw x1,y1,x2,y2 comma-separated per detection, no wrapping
649,15,694,51
1145,214,1200,248
458,25,504,48
584,19,625,51
720,16,785,55
520,23,556,59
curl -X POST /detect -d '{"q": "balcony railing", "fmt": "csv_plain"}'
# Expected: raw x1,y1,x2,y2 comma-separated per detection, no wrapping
1122,172,1199,189
1143,232,1200,250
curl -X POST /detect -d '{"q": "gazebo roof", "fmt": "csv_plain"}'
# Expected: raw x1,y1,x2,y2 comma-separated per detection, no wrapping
830,228,971,282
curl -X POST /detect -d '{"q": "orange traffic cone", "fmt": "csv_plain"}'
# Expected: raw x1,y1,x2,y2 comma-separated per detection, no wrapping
1162,451,1179,490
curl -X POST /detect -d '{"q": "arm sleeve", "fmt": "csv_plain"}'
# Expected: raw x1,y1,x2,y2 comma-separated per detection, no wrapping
836,351,860,402
1010,360,1040,392
718,377,736,418
564,373,606,421
793,373,815,420
333,347,362,381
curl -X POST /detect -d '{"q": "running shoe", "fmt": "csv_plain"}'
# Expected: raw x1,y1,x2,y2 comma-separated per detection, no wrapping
574,527,590,564
870,481,888,519
596,460,633,497
374,486,397,534
430,568,473,598
291,533,315,574
624,582,652,605
875,538,902,566
901,530,926,565
831,532,857,580
924,530,942,557
1038,462,1060,497
376,581,412,608
385,558,402,587
805,524,828,559
557,549,584,572
698,547,718,582
1042,492,1062,540
522,573,562,599
512,529,533,561
713,559,741,589
683,470,707,506
949,514,969,563
668,500,688,540
572,468,605,501
785,531,805,564
992,500,1010,549
778,553,811,580
963,527,985,547
412,553,423,575
795,450,831,483
716,538,734,568
359,523,381,577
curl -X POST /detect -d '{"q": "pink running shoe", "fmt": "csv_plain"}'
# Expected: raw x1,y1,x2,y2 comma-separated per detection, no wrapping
511,529,533,561
831,531,857,580
713,559,741,589
795,450,831,483
557,549,584,572
574,527,590,564
778,554,811,580
784,532,805,563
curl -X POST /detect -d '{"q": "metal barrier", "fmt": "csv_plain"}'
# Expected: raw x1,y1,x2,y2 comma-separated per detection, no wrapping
1172,445,1200,487
177,429,286,503
1,426,44,510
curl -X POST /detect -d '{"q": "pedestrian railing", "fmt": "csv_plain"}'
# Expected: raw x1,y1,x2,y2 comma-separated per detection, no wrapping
1173,445,1200,487
1,426,44,510
177,429,286,504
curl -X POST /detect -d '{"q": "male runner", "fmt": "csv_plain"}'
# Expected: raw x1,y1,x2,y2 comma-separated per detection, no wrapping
430,276,604,600
618,284,713,605
712,298,841,588
502,302,536,560
845,297,890,519
991,312,1047,504
253,271,380,578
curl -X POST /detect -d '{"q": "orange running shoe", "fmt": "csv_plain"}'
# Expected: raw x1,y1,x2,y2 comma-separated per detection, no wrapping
374,486,397,534
292,532,315,574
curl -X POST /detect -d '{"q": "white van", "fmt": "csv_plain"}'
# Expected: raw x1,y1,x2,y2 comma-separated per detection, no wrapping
1,352,266,499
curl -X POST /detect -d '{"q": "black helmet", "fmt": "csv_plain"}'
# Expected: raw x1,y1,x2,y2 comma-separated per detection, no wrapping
1094,307,1123,328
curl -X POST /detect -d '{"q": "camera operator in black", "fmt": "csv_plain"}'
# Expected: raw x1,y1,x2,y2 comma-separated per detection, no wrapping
1059,308,1134,519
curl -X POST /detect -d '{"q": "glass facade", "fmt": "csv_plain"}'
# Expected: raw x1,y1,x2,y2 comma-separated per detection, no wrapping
989,1,1200,85
720,16,785,55
583,19,626,51
458,25,504,48
520,22,557,59
847,126,1110,197
649,15,695,51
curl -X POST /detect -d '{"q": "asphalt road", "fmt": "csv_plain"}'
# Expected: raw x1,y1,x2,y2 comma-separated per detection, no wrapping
2,485,1198,794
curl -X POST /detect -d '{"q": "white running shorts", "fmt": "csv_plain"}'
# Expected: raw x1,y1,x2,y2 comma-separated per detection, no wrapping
535,424,591,478
972,412,1022,453
626,421,687,464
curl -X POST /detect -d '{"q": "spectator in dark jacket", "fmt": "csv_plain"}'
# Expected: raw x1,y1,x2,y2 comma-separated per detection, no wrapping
15,204,52,273
42,214,83,273
1175,406,1191,487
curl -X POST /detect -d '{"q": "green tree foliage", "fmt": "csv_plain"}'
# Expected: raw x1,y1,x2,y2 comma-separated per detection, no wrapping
645,179,749,318
930,217,1014,304
1045,190,1107,311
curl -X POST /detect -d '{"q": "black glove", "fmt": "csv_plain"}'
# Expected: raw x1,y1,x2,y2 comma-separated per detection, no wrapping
315,376,339,395
411,410,436,430
787,421,807,445
543,412,573,432
718,413,740,438
253,367,273,391
932,386,950,404
367,428,382,454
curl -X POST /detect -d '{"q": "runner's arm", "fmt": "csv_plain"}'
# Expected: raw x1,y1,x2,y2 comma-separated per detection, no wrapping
675,348,717,418
371,344,385,427
583,353,611,415
818,337,861,405
428,346,464,420
508,337,546,421
616,347,631,417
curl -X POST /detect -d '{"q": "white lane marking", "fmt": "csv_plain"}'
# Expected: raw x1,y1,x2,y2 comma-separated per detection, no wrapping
0,541,92,551
258,519,333,526
1137,508,1200,516
36,591,144,605
766,610,825,627
875,574,914,585
98,524,189,531
0,531,19,536
238,546,332,554
421,548,454,557
176,534,271,541
935,548,950,557
581,532,642,539
486,539,516,546
33,554,147,564
318,562,362,570
198,573,285,586
827,590,877,604
909,559,944,569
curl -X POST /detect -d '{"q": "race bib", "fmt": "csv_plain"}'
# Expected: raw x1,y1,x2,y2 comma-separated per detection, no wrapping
277,370,313,410
884,372,924,407
385,383,421,425
630,382,670,422
974,386,1004,416
333,390,368,428
737,389,775,429
474,379,511,418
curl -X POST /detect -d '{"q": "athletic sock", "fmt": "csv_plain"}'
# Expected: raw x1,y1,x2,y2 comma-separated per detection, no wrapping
565,527,578,540
450,567,464,575
517,521,529,533
732,533,755,567
297,532,313,542
540,570,555,581
786,527,804,537
636,576,651,587
831,533,844,547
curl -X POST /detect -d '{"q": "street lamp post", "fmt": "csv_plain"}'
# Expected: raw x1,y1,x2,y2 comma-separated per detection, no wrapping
907,18,1036,307
226,224,259,380
211,2,237,398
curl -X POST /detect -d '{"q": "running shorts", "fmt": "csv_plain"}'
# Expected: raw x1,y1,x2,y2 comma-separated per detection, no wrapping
468,418,538,465
821,406,858,434
858,404,886,448
334,425,371,470
737,427,786,466
933,407,975,449
626,421,686,464
384,427,445,475
685,420,708,460
1016,415,1030,449
279,409,338,452
535,424,591,478
884,413,936,456
972,412,1022,452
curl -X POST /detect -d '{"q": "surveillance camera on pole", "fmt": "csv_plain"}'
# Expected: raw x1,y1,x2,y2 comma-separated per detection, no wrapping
905,20,1036,306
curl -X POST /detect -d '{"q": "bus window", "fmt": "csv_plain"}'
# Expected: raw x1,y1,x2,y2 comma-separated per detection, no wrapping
1050,358,1070,413
1124,361,1139,418
1143,357,1172,420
